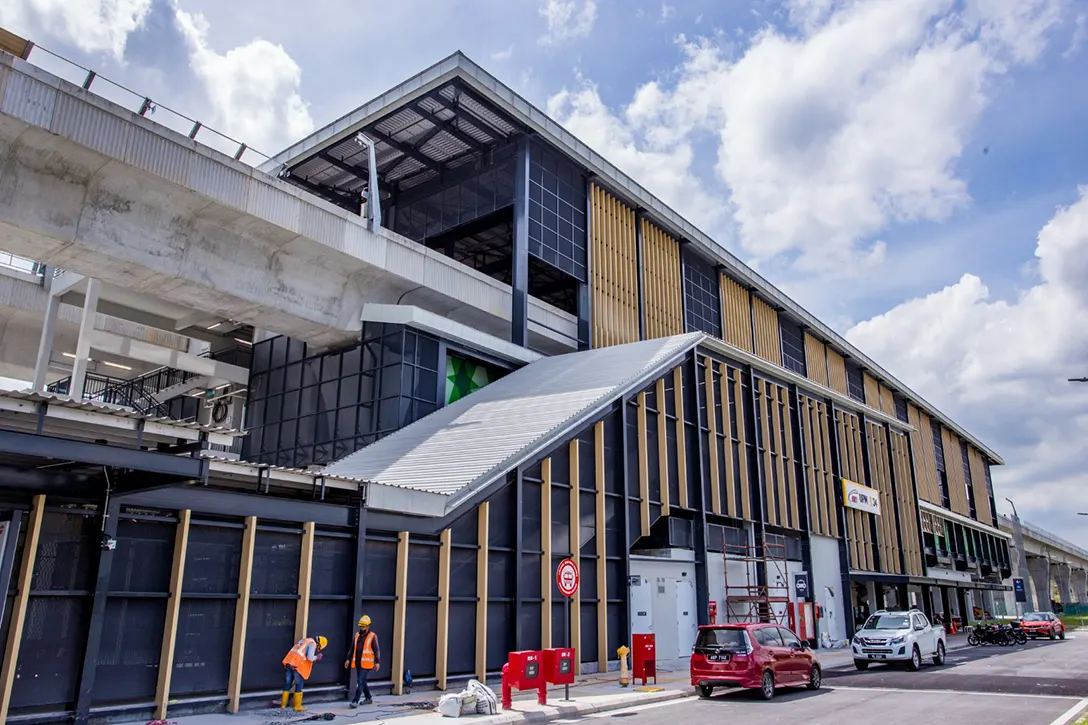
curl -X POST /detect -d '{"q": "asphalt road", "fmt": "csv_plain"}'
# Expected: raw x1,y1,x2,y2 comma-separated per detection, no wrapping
560,634,1088,725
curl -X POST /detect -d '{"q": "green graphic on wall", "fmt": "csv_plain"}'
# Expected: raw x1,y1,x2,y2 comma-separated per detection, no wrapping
445,355,498,405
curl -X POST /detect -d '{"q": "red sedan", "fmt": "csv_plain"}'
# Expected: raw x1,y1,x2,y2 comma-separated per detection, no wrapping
690,623,820,701
1020,612,1066,640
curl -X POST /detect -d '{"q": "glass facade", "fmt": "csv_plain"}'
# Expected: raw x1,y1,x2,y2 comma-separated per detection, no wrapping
845,361,865,403
682,249,722,338
528,140,588,283
779,317,806,377
244,324,442,468
445,353,503,405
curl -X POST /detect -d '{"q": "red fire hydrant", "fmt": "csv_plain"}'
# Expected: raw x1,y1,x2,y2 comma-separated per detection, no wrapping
708,601,718,624
501,663,512,710
501,657,547,710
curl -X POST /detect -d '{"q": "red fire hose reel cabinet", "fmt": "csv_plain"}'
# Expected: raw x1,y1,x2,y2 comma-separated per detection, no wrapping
632,634,656,685
501,650,546,709
543,647,575,686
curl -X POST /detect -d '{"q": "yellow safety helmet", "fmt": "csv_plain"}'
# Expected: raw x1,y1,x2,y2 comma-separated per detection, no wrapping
317,636,328,649
358,615,372,627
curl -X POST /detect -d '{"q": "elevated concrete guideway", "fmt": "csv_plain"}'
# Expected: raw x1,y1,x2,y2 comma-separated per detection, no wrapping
0,54,576,354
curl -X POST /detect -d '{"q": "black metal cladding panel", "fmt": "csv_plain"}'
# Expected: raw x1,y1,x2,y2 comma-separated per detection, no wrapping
780,318,807,377
579,602,598,663
404,601,438,679
31,511,98,593
487,602,515,670
683,251,722,338
579,557,597,599
242,599,298,692
184,524,242,595
488,486,517,549
708,525,725,552
607,604,622,659
94,598,167,705
407,542,440,597
520,553,542,599
311,535,355,597
170,598,235,697
646,410,660,503
604,498,623,553
362,538,398,596
450,511,478,546
528,140,587,283
666,424,680,505
305,600,351,687
489,550,515,599
604,412,623,495
251,529,301,596
109,520,174,592
10,596,90,710
578,431,595,490
449,547,478,598
550,602,567,648
522,480,542,550
579,492,596,557
447,602,477,675
551,487,571,554
550,444,571,487
605,560,624,601
521,602,542,651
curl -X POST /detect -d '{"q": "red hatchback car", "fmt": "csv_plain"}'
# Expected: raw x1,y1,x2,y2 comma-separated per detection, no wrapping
690,623,820,701
1020,612,1066,640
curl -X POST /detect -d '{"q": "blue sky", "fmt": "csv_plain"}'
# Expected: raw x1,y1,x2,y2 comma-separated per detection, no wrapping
3,0,1088,545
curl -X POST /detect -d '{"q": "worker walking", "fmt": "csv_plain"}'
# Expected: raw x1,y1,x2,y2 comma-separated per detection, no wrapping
344,615,381,707
281,634,328,712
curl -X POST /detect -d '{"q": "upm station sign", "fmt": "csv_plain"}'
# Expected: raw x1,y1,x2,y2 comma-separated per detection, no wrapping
842,478,881,516
556,558,579,598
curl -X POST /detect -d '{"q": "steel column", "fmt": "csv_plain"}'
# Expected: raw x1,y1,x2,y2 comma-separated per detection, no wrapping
688,352,710,625
511,136,531,347
635,211,646,341
73,495,122,725
514,469,524,652
825,400,855,639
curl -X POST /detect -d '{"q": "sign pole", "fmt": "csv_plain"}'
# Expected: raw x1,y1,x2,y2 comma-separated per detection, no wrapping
564,594,570,701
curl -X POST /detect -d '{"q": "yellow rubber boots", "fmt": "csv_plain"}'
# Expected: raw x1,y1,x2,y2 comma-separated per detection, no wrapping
292,692,306,712
280,691,289,709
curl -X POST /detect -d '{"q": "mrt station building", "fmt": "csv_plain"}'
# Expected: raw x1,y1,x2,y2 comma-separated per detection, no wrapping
0,40,1012,724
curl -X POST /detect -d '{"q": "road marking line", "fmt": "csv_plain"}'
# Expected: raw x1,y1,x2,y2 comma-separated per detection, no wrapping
829,685,1082,701
1048,696,1088,725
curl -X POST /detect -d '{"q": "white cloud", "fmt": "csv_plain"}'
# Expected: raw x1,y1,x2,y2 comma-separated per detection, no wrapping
661,4,676,22
173,4,313,156
846,187,1088,542
545,0,1065,274
491,46,514,61
538,0,597,46
0,0,151,61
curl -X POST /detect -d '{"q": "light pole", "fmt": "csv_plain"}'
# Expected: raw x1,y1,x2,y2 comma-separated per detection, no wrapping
1005,498,1036,614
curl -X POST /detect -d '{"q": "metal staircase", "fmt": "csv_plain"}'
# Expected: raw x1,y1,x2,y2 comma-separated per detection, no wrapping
46,346,251,421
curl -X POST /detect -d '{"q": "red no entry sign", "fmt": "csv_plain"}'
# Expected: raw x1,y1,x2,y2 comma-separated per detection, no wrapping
556,558,579,598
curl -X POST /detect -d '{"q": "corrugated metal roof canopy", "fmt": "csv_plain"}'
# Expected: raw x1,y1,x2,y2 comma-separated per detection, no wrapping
283,79,523,213
324,333,702,509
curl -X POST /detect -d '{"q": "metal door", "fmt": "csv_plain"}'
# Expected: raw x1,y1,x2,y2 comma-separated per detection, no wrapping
630,575,653,635
675,579,698,658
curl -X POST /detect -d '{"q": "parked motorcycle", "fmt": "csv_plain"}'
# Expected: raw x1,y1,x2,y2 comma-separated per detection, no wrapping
967,622,1025,646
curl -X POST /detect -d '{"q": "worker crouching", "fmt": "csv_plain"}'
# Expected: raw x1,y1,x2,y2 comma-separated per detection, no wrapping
281,635,328,712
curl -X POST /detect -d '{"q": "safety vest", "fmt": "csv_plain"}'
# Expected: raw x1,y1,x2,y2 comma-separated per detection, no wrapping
350,631,377,670
282,638,317,680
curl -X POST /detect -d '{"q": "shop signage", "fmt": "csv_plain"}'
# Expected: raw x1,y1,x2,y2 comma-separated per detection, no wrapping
842,478,881,515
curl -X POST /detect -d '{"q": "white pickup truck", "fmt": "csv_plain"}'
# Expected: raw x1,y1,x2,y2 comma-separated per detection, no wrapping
851,609,947,671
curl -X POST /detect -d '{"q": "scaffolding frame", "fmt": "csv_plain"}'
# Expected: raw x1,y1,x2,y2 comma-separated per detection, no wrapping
724,541,790,624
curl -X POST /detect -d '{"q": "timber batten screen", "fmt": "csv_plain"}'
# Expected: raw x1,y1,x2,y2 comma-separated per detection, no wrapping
720,275,754,353
589,184,639,348
641,219,684,339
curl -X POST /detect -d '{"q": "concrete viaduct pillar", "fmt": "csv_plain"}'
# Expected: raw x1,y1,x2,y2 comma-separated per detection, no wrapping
1027,555,1051,611
1052,562,1073,607
1075,568,1088,605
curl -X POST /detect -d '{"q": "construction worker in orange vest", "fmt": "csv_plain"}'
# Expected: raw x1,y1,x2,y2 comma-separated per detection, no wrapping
281,634,328,712
344,615,380,707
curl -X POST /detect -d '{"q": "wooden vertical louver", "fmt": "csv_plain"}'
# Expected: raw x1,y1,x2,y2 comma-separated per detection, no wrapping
863,373,881,411
641,219,684,338
878,384,896,417
968,446,994,525
866,422,901,575
720,275,754,352
804,333,829,387
751,296,782,365
891,431,925,576
943,428,972,517
826,348,849,396
836,410,874,571
756,378,801,530
799,396,838,538
589,184,639,347
907,404,941,504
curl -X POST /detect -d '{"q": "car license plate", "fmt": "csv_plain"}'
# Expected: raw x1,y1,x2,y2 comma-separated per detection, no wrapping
708,654,730,662
871,654,886,660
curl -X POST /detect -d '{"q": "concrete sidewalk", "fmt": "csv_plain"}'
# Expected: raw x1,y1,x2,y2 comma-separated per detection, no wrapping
152,672,693,725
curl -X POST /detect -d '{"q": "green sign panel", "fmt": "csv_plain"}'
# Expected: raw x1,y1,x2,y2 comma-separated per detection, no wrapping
445,354,498,405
